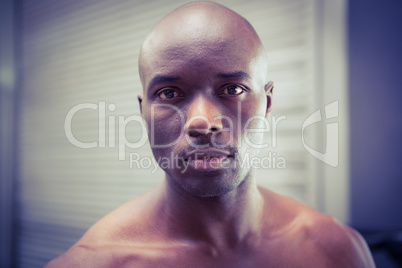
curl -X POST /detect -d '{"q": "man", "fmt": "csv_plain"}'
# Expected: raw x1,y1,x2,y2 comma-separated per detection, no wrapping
46,2,375,267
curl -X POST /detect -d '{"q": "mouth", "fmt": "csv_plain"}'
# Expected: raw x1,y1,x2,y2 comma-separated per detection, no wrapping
184,148,233,170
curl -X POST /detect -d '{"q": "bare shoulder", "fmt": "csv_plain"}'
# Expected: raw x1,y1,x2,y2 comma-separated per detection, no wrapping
44,244,119,268
303,212,375,267
45,190,159,267
259,187,375,267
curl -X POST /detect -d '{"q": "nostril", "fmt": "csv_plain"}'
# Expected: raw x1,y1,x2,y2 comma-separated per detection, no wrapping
187,126,221,137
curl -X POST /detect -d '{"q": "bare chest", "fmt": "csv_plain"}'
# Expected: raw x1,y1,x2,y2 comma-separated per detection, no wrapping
98,239,322,268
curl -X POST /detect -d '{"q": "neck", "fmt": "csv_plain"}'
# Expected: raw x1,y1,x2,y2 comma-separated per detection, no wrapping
156,173,264,250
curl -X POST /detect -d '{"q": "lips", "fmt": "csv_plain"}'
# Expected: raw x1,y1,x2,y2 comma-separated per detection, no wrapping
184,148,232,170
185,148,230,160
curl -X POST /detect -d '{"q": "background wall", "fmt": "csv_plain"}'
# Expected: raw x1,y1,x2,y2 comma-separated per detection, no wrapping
348,0,402,231
349,1,402,266
0,0,16,267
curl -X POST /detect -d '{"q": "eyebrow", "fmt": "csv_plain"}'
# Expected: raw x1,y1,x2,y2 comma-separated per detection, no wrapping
148,74,180,90
217,71,250,80
147,71,249,91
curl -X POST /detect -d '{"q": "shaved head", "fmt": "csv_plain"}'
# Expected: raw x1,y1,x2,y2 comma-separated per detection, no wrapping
137,1,273,197
139,1,268,89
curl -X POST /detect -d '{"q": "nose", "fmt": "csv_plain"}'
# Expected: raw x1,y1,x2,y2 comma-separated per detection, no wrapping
184,95,223,137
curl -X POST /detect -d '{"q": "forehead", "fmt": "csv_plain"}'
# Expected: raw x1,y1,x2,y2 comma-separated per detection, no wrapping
151,38,253,66
140,35,260,90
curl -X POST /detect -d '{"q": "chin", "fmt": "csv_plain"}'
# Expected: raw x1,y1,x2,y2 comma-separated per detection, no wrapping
169,168,244,198
184,182,237,198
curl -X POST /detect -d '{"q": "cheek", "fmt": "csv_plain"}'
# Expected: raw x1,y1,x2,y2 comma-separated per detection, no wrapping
239,96,267,147
240,94,267,124
144,106,185,145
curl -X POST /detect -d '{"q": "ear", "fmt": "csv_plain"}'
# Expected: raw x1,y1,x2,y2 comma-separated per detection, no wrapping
265,81,274,116
137,94,143,114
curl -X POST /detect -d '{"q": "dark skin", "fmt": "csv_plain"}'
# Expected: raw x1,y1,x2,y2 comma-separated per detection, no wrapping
46,2,375,267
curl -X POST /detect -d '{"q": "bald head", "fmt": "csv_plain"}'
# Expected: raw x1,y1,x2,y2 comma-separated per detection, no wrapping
138,2,268,88
137,2,273,196
141,2,262,46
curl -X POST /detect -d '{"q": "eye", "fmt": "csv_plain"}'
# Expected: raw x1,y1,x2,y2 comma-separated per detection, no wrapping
220,84,247,96
157,88,182,99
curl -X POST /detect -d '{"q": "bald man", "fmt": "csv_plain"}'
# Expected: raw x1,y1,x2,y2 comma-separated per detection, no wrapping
46,2,375,267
